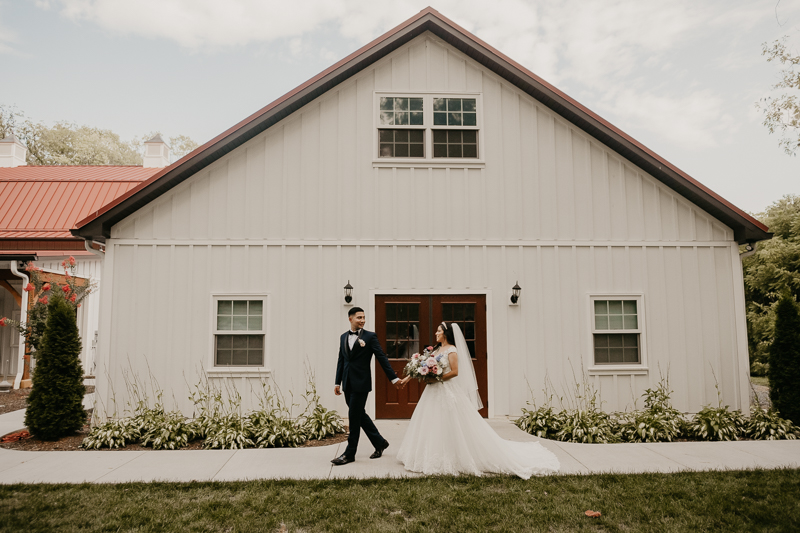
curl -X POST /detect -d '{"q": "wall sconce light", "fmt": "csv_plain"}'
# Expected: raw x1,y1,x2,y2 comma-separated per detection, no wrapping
510,282,521,305
344,281,353,305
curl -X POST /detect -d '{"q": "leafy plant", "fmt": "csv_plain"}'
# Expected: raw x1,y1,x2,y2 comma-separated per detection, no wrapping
139,409,198,450
515,396,562,440
203,412,255,450
746,406,799,440
300,376,344,441
617,378,686,443
81,418,142,449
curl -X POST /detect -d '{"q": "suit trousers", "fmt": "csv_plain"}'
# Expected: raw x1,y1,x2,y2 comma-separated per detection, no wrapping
343,389,384,459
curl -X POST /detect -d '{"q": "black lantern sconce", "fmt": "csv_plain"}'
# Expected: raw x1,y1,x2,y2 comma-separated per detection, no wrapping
344,281,353,305
510,282,521,305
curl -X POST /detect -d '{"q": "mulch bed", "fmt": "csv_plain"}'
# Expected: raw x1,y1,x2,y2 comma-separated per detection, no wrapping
0,415,349,452
0,385,95,416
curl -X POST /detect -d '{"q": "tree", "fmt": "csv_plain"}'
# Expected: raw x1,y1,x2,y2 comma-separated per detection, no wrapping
768,293,800,425
0,105,198,165
759,38,800,155
131,131,199,160
24,294,86,440
742,195,800,372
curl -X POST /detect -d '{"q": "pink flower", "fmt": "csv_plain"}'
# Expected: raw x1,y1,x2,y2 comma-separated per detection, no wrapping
61,260,66,268
25,262,39,272
419,366,429,375
42,283,51,291
431,365,439,374
62,285,71,293
412,353,419,360
426,357,436,368
426,346,434,351
68,256,76,266
23,283,34,292
77,303,81,308
65,272,71,280
69,293,77,303
0,317,6,327
39,296,48,305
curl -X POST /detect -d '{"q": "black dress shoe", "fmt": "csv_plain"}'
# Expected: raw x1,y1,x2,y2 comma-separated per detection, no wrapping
331,454,355,466
370,440,389,459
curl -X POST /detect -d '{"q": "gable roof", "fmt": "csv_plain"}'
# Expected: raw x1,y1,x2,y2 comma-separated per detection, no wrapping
0,166,156,241
71,7,770,244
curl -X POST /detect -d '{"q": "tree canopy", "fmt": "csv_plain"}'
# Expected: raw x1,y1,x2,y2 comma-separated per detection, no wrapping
743,194,800,371
0,105,198,165
759,38,800,156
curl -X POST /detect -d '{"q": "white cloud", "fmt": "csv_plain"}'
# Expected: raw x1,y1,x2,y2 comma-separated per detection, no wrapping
43,0,800,152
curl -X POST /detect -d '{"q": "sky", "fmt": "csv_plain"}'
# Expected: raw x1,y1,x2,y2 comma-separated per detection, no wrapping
1,0,799,215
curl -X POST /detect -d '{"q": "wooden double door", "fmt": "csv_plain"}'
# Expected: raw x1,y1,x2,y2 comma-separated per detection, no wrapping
374,294,488,418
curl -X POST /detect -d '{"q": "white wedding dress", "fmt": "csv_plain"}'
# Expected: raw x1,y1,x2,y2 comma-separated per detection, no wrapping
396,344,560,479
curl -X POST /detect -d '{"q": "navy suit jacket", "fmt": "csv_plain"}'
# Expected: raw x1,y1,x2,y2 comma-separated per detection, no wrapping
335,329,398,393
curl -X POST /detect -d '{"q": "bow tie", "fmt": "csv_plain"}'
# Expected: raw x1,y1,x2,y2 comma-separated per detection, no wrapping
349,330,360,336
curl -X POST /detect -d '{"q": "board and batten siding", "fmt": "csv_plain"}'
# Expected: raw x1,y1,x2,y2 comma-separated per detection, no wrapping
94,32,748,418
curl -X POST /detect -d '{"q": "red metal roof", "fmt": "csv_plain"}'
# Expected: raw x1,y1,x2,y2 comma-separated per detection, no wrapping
0,166,157,239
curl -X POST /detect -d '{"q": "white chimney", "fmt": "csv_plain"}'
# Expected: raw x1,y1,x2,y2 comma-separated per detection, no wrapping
143,134,171,168
0,134,27,167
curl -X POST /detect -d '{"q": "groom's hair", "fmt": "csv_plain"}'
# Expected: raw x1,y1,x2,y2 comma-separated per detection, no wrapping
348,306,364,317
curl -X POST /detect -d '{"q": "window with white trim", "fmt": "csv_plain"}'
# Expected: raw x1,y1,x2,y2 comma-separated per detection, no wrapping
376,94,481,160
213,298,265,367
592,299,641,364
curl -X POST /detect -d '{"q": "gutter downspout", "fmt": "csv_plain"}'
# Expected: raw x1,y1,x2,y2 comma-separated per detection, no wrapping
84,239,105,258
9,261,28,390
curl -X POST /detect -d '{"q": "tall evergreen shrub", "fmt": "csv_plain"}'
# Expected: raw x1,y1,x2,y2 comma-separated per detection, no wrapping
768,293,800,425
24,294,86,440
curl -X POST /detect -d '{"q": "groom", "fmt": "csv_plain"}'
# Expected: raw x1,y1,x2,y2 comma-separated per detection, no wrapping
332,306,401,465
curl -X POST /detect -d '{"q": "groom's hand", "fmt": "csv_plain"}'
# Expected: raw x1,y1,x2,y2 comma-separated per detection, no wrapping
334,385,341,396
393,381,403,390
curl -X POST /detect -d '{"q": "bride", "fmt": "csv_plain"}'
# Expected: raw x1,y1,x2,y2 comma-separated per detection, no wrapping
396,322,560,478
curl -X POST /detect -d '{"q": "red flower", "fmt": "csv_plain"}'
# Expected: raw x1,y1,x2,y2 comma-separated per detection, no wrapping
39,296,49,305
42,283,51,291
77,303,82,308
69,293,77,303
25,262,39,272
62,285,71,293
61,260,66,268
0,317,6,327
23,283,34,292
65,272,71,280
68,256,76,266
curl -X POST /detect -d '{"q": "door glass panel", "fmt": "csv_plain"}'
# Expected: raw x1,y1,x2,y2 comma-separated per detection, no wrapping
385,303,420,359
442,303,477,359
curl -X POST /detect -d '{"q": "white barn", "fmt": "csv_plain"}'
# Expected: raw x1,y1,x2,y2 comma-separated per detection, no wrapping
73,9,770,420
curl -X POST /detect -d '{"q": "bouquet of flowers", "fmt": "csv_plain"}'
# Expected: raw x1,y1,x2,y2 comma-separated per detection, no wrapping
403,346,445,383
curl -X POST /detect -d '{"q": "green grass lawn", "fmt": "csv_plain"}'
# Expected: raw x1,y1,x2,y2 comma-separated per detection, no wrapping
750,375,769,387
1,469,799,532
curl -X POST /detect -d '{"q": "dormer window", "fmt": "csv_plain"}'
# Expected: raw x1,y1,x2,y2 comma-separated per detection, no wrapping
376,93,481,161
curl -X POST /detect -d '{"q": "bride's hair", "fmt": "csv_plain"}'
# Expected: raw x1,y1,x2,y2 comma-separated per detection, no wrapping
436,321,457,347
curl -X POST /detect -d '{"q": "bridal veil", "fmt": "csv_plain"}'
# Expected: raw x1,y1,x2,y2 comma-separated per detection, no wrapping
450,323,483,410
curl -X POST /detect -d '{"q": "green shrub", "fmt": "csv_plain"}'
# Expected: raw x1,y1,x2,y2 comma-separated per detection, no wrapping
618,379,686,443
769,293,800,425
300,378,344,441
203,413,255,449
139,409,198,450
689,405,743,441
81,418,142,449
25,294,86,440
515,402,562,440
746,406,799,440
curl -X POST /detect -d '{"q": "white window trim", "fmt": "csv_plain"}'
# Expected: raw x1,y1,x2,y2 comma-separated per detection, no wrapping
208,293,270,375
587,294,648,375
372,91,486,167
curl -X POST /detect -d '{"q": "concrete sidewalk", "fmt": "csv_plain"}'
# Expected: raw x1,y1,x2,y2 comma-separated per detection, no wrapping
0,404,798,484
